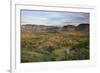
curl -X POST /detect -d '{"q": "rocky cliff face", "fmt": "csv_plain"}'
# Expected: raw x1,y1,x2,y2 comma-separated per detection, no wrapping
62,25,76,32
76,23,89,32
21,23,89,32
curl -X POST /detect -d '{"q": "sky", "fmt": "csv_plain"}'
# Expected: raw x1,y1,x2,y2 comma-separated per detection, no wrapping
21,10,89,26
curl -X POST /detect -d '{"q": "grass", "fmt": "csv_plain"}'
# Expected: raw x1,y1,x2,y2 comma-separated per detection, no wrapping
21,31,89,63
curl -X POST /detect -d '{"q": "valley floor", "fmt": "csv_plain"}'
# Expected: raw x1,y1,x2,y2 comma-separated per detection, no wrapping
21,31,89,63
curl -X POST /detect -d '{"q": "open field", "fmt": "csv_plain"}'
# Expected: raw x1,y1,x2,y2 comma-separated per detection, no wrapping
21,31,89,63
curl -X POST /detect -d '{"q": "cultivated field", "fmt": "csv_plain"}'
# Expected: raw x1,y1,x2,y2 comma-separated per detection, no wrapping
21,31,89,63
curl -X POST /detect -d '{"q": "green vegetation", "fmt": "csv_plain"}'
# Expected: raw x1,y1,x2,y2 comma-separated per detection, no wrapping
21,31,89,63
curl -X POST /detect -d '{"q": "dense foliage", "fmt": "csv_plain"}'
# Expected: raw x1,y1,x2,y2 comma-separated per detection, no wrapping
21,31,89,63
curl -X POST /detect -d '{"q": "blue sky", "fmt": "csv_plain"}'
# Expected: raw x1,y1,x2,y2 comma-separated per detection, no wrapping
21,10,89,26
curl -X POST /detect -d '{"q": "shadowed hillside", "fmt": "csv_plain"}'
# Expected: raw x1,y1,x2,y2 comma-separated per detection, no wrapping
76,23,89,32
21,23,89,32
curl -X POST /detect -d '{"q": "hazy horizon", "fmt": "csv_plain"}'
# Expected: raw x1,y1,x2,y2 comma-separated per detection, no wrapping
21,10,90,27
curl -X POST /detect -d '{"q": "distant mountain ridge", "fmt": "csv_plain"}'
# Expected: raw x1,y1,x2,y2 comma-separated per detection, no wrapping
21,23,89,32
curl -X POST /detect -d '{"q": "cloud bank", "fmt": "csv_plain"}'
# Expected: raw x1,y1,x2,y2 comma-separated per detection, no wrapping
21,10,89,26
